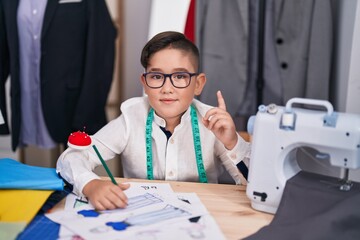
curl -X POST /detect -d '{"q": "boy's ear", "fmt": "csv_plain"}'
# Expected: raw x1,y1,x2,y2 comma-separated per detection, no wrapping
140,73,147,88
194,73,207,96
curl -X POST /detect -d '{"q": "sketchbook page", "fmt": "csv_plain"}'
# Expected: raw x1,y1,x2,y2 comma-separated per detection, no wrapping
58,214,226,240
54,192,225,240
63,182,174,211
47,191,206,240
176,192,207,212
57,190,225,240
120,213,226,240
173,192,226,240
58,181,175,239
123,181,174,197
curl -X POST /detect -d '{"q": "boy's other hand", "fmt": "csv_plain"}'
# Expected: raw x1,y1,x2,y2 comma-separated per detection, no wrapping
202,90,238,150
83,179,130,211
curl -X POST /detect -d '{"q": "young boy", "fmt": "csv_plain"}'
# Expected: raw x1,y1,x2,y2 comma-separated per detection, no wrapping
56,31,251,210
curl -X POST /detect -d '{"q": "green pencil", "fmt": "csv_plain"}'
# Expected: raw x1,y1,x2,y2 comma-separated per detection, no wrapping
92,145,118,185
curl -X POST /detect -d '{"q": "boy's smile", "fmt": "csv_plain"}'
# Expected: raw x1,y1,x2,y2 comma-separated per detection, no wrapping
160,98,178,104
141,48,206,132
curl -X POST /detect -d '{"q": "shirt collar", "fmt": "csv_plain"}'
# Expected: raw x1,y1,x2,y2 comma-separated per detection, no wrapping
152,106,191,129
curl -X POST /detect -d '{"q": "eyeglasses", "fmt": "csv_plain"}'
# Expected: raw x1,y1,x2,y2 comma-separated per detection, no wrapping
143,72,198,89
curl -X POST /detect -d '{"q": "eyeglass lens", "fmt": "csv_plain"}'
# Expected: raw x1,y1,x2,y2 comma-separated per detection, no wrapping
145,72,192,88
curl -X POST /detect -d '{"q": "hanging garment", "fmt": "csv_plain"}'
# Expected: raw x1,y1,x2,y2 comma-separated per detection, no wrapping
196,0,333,117
184,0,196,43
244,0,333,115
0,0,116,151
195,0,249,117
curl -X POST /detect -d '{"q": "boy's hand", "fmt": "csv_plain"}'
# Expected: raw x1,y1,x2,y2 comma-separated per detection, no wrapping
202,90,238,150
82,179,130,211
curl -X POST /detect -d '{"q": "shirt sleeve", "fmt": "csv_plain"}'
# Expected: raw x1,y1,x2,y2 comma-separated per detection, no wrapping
56,146,102,197
218,133,251,185
56,114,128,196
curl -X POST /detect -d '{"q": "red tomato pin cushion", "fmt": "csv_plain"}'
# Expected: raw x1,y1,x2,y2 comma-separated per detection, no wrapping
67,130,92,150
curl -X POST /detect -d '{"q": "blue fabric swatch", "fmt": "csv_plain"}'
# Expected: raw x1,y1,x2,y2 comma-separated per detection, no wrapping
0,158,63,190
16,214,60,240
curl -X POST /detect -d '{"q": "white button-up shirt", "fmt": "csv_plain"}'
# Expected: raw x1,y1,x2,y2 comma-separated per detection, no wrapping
57,97,251,196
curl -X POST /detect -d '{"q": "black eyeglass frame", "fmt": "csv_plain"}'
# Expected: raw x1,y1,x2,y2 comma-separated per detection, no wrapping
142,72,198,89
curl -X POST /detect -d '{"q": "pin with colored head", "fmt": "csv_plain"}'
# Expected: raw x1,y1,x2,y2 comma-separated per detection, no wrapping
67,127,92,150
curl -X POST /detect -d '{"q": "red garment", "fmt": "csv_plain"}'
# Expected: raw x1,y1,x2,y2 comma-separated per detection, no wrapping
184,0,195,42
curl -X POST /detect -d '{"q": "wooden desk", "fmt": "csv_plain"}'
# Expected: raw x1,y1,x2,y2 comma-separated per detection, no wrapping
119,178,273,239
54,178,273,239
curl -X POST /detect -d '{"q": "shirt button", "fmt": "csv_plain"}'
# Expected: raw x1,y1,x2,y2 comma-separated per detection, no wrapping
230,153,237,159
32,9,38,15
168,171,174,177
33,35,38,40
170,138,174,144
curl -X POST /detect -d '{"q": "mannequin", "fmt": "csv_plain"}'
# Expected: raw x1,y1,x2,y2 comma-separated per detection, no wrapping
0,0,116,152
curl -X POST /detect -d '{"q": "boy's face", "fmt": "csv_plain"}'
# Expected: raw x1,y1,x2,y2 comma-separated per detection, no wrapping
141,48,206,124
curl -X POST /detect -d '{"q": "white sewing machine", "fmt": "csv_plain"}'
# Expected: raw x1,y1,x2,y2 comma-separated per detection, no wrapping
246,98,360,214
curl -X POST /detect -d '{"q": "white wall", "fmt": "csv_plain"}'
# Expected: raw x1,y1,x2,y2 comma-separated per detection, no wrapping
121,0,151,101
345,2,360,114
334,0,359,113
147,0,190,39
334,0,360,181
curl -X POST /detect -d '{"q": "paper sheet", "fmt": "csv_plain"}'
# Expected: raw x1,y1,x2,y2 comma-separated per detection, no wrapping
49,182,225,240
59,181,175,239
63,181,174,210
47,193,204,239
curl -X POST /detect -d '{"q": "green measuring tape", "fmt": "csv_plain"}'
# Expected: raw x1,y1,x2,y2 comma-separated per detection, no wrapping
145,105,208,183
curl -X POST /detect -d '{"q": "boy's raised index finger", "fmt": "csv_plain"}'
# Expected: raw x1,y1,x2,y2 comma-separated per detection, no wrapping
217,90,227,110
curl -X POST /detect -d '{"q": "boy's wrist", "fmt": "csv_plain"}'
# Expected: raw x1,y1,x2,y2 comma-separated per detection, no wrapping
224,137,238,150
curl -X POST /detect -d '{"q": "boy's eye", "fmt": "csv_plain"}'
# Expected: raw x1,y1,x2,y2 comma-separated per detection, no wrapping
149,74,163,80
173,73,188,80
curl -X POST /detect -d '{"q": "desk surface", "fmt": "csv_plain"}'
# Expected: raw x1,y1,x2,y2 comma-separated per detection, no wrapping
54,178,273,240
115,178,273,239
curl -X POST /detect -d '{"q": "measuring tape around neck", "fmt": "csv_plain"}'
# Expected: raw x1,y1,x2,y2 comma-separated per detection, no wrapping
145,105,208,183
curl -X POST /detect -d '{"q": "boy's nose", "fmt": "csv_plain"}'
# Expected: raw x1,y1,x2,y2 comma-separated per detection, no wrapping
161,76,174,91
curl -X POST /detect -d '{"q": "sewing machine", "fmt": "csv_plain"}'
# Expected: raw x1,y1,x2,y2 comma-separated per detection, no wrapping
246,98,360,214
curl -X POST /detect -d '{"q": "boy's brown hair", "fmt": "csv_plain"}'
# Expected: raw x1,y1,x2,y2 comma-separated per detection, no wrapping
140,31,200,71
